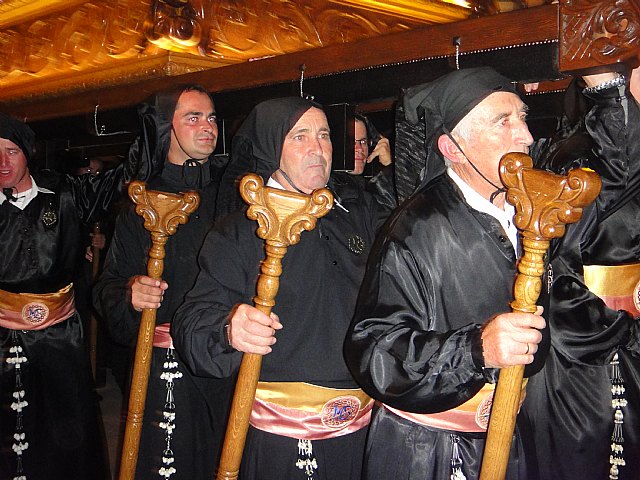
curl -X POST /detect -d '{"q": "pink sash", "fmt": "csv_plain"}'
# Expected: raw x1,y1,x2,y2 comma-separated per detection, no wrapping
0,284,75,330
249,381,373,440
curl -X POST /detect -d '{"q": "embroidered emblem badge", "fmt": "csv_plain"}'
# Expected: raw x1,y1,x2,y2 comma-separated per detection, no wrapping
475,392,494,430
321,395,361,429
41,210,57,227
22,302,49,324
347,234,365,255
633,278,640,314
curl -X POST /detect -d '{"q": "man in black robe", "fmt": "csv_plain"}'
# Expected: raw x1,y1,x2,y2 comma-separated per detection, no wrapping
344,67,627,479
172,96,389,480
93,84,233,479
349,113,396,210
0,113,124,479
520,69,640,480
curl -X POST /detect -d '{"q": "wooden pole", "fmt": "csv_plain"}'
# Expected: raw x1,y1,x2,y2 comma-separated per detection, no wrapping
216,173,333,480
479,152,601,480
118,181,200,480
88,221,101,381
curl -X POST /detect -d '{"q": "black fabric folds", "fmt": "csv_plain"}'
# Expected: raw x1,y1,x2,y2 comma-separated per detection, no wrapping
125,84,220,183
215,96,319,217
394,67,519,202
125,102,171,183
0,113,36,164
520,79,640,480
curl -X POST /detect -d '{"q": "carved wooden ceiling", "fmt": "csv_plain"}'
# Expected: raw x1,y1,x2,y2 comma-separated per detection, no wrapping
0,0,637,171
0,0,553,119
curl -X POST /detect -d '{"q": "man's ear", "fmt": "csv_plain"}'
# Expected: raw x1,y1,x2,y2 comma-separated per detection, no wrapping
437,134,465,164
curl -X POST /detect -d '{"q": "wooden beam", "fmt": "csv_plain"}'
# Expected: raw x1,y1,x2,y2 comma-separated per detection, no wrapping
2,4,559,121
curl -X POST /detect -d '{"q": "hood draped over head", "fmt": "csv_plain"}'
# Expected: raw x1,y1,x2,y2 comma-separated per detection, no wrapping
126,84,215,183
0,113,36,164
232,96,319,181
215,96,319,216
394,67,519,202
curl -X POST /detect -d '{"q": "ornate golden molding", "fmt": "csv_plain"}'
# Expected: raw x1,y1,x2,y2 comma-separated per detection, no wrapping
0,0,469,103
0,0,87,28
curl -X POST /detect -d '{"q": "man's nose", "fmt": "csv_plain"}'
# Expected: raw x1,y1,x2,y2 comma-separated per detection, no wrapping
309,137,325,154
515,121,534,147
201,119,215,132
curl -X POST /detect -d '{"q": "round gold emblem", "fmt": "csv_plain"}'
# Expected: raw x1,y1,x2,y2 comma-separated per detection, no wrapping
22,302,49,324
634,279,640,314
475,392,494,430
321,395,361,429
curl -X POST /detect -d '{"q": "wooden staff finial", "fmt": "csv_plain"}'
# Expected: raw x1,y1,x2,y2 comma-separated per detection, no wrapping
119,180,200,480
479,153,601,480
216,173,334,480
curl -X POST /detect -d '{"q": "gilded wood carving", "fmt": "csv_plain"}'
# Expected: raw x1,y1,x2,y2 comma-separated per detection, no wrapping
0,0,450,102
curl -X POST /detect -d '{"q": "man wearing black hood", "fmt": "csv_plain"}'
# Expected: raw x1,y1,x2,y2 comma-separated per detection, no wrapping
172,96,389,480
519,69,640,480
344,67,627,479
0,113,124,479
93,84,232,479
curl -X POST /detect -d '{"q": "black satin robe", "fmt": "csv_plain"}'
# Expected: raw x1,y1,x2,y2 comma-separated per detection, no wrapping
172,172,389,480
0,168,122,480
344,174,533,479
520,87,640,479
93,161,234,479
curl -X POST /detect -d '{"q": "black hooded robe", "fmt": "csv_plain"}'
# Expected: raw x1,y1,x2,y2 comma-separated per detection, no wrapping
94,162,233,480
0,168,123,480
520,82,640,480
344,68,634,480
93,87,233,480
173,97,390,480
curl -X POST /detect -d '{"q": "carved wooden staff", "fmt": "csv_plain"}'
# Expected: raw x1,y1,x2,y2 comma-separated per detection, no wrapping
119,180,200,480
88,221,102,381
216,173,334,480
479,153,601,480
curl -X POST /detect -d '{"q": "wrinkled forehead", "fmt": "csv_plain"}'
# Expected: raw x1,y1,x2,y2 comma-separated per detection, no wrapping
287,106,328,134
462,91,527,124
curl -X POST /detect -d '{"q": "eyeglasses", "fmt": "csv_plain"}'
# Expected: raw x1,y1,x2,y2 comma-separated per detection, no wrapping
354,138,370,147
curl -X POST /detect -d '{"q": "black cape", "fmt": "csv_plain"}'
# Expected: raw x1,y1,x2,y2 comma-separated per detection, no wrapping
520,81,640,480
1,168,123,480
93,160,233,479
173,171,389,479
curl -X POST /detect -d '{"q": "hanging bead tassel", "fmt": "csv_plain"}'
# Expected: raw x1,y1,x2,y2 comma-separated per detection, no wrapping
158,348,182,479
609,352,626,480
6,331,29,480
295,439,318,479
450,434,467,480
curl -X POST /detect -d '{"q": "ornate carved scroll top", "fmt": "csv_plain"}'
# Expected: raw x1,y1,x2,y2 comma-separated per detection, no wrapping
239,173,334,246
500,152,602,239
128,180,200,236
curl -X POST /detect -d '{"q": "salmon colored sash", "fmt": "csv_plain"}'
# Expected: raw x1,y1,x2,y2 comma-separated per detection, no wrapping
250,381,373,440
0,284,75,330
384,380,527,433
584,264,640,315
153,322,174,348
